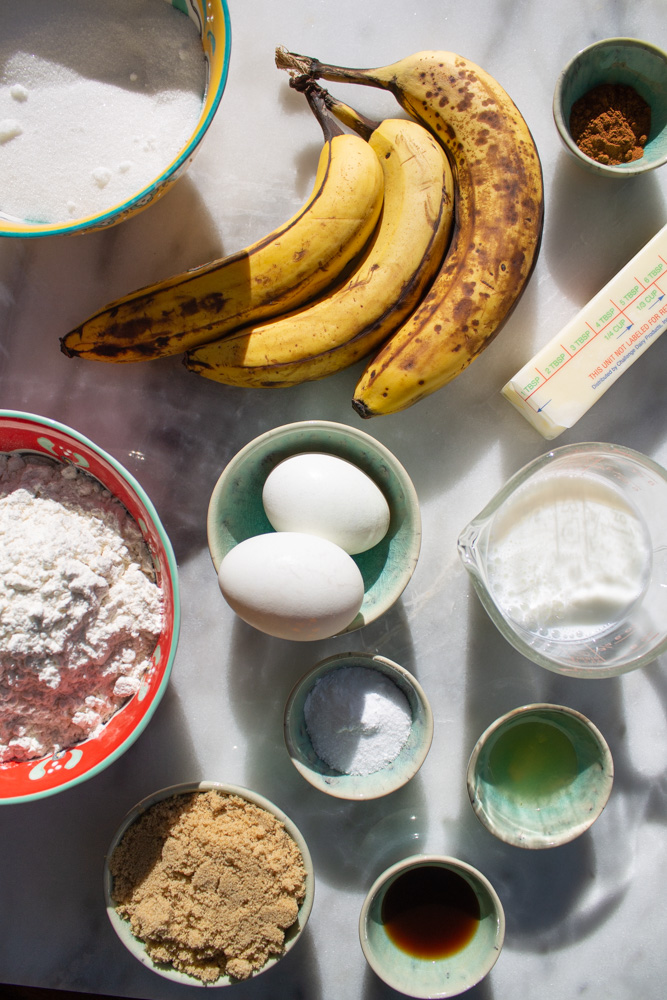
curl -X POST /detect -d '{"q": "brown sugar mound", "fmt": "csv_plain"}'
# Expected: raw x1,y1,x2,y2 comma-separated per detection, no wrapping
108,789,308,983
569,83,651,165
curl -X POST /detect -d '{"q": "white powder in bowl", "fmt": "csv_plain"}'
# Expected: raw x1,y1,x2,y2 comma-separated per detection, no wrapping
0,453,164,763
304,666,412,776
0,0,206,224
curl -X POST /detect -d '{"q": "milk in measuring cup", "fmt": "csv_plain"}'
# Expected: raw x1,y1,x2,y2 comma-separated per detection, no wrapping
484,471,652,641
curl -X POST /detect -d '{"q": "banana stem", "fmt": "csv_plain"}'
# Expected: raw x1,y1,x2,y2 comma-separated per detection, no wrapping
276,46,384,89
290,75,379,141
297,79,345,143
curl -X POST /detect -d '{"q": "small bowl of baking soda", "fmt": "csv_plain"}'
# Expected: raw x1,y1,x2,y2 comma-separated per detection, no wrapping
553,37,667,177
284,652,433,800
0,0,231,237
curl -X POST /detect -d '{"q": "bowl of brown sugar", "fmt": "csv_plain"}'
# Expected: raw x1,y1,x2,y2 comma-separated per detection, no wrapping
553,37,667,177
104,782,314,986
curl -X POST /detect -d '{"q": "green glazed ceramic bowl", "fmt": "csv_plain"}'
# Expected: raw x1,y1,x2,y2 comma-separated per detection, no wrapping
207,421,421,635
360,855,505,998
467,704,614,849
104,781,315,987
553,37,667,177
0,0,231,237
284,652,433,800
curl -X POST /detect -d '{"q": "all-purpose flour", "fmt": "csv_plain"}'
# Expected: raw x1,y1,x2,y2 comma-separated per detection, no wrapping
0,454,163,763
0,0,206,224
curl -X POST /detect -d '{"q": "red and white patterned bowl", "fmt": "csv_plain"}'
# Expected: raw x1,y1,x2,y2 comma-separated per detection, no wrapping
0,410,180,803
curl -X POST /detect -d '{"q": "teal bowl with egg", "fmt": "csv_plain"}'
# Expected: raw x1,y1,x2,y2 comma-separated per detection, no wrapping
359,855,505,998
466,704,614,849
0,0,231,237
207,420,422,635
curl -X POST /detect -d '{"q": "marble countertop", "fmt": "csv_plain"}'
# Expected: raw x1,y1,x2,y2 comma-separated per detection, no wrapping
1,0,667,998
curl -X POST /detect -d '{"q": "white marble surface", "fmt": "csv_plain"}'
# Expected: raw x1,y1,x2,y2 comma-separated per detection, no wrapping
1,0,667,998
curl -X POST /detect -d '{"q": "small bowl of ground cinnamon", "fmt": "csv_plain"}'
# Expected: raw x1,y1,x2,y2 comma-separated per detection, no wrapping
553,37,667,177
104,782,314,986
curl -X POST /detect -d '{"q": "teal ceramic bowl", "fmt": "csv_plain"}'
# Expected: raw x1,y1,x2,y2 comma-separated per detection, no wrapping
104,781,315,987
553,37,667,177
207,421,421,636
466,704,614,849
360,855,505,998
284,652,433,800
0,0,231,237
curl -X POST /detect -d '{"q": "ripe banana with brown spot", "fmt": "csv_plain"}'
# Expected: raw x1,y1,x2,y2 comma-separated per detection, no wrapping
276,48,544,417
60,108,384,363
185,83,454,387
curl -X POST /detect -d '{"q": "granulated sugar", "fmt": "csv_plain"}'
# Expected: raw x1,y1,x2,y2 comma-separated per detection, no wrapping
0,453,163,762
0,0,206,224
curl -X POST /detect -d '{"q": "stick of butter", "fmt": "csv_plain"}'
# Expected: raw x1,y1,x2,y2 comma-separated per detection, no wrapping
501,222,667,439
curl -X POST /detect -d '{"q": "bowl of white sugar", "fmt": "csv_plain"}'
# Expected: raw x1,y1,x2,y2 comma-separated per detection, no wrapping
284,652,433,800
0,410,180,803
0,0,231,237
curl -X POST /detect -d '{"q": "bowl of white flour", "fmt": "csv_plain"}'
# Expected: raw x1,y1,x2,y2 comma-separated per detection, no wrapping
0,410,180,803
0,0,231,237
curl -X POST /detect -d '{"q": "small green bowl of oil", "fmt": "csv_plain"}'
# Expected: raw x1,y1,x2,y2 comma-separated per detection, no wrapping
359,855,505,998
467,704,614,849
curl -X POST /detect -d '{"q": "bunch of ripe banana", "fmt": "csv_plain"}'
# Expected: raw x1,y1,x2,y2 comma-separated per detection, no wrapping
61,49,544,418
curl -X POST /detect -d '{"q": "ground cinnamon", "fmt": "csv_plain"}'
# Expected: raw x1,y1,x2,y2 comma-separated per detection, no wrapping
569,83,651,165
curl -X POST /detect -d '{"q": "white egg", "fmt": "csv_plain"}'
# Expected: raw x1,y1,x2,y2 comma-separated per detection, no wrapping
217,531,365,641
262,452,391,555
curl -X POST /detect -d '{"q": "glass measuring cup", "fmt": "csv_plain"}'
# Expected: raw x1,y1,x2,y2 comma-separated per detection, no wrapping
458,442,667,678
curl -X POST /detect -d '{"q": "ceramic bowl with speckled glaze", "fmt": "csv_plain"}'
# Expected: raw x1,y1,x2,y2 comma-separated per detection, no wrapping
467,703,614,849
0,0,231,237
207,420,421,636
553,37,667,177
0,410,180,804
359,855,505,998
284,652,433,800
104,780,315,987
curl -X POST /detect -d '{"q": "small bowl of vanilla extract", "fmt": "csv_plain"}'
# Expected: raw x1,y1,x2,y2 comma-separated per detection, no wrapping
359,855,505,998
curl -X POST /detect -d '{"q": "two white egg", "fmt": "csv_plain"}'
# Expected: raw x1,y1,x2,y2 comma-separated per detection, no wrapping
217,452,391,641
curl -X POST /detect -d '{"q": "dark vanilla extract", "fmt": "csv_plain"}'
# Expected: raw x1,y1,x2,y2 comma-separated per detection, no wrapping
381,865,481,959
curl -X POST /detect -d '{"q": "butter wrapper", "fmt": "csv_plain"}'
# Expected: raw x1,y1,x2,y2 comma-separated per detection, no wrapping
502,223,667,439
